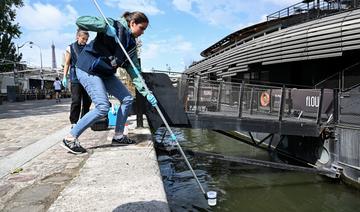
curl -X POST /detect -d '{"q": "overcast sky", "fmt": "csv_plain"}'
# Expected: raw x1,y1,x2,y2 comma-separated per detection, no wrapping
15,0,299,72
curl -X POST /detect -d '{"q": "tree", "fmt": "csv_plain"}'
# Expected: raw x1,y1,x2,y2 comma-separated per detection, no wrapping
0,0,24,73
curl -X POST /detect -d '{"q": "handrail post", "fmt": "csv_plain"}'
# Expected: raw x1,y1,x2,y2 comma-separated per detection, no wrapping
269,89,273,113
250,87,254,115
288,88,292,115
341,70,345,91
194,76,201,114
216,81,223,112
333,89,339,123
316,88,324,124
135,90,144,127
278,85,286,121
238,81,244,118
183,78,191,112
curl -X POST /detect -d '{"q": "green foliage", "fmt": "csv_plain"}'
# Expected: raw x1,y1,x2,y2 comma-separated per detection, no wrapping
0,0,24,72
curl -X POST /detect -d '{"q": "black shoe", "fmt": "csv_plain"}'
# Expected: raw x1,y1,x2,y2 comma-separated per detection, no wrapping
111,136,136,146
61,138,87,154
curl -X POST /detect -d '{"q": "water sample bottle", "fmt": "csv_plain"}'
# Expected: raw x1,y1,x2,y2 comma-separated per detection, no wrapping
207,191,217,206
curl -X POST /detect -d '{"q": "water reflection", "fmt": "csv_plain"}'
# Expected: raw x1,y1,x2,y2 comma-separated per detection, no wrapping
155,128,360,212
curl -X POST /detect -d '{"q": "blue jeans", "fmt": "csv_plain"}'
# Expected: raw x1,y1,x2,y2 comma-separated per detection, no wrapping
70,68,134,138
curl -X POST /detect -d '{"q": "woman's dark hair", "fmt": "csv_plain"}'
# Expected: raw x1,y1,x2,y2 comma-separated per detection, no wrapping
122,11,148,26
56,77,59,80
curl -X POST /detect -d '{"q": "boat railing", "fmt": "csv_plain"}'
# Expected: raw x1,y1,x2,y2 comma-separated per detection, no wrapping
314,61,360,91
338,91,360,125
180,77,335,125
267,0,358,22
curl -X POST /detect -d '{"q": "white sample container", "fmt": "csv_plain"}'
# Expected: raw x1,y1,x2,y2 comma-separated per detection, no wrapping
207,191,217,206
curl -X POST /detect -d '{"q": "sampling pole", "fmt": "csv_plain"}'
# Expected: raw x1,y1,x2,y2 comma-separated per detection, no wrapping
92,0,206,196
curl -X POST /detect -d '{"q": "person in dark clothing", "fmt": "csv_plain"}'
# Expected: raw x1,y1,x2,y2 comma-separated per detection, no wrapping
61,11,157,154
62,29,92,127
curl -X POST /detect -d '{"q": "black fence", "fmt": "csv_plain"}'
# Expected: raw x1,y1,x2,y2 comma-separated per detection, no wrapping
267,0,360,22
178,77,335,125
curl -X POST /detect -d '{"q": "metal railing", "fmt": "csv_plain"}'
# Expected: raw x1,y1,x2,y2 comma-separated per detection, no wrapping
267,0,359,22
314,61,360,91
338,91,360,125
179,77,335,125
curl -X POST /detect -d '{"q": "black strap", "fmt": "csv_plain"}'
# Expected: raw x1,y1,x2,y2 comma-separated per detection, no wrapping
71,43,80,58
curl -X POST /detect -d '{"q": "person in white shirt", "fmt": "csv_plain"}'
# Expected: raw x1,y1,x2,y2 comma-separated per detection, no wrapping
53,77,62,103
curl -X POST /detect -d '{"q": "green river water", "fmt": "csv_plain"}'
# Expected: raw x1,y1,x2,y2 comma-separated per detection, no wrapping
154,128,360,212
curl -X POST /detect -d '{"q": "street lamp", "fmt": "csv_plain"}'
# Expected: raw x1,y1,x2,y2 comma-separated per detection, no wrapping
29,42,44,90
16,41,33,56
16,41,33,86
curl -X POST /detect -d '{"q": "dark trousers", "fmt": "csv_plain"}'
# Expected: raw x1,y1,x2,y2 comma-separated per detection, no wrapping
70,82,92,124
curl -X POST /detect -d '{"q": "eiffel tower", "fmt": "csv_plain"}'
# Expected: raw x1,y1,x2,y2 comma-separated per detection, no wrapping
51,41,57,71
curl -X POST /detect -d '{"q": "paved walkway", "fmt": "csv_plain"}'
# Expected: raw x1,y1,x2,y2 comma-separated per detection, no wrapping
0,99,169,211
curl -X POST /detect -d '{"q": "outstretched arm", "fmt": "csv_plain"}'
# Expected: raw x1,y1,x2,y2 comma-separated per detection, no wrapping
125,53,157,107
76,16,115,32
124,47,148,97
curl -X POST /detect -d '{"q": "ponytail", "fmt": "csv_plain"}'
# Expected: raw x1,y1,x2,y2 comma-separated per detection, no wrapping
122,11,149,26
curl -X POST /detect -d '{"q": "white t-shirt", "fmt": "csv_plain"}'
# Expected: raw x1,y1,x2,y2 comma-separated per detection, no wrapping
53,80,62,90
66,46,71,54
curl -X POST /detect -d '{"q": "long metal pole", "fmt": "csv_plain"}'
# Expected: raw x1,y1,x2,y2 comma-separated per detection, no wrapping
30,42,44,89
91,0,206,195
40,47,44,90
